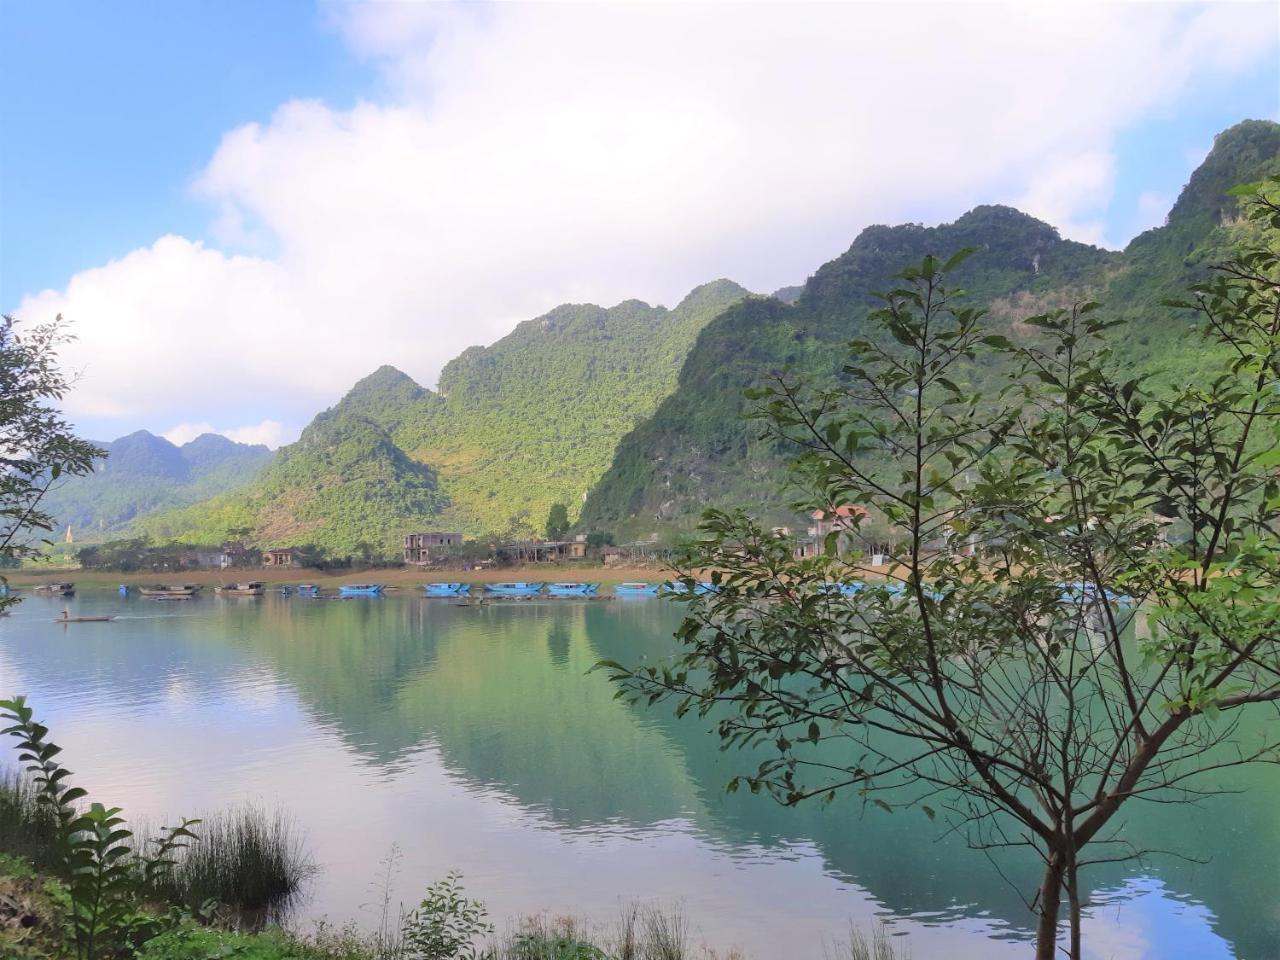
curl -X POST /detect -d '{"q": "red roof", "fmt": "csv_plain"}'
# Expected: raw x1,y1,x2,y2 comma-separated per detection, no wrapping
810,505,867,520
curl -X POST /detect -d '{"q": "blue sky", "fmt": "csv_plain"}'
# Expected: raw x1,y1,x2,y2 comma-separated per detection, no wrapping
0,0,370,308
2,2,1277,448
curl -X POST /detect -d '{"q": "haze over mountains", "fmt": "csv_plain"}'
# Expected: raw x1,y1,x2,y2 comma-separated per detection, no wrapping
44,430,272,541
52,119,1280,556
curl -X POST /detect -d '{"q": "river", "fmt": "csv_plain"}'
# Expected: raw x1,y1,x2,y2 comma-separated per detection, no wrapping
0,590,1273,959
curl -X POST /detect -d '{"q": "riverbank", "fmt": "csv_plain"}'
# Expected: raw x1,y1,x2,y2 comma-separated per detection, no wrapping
2,564,677,590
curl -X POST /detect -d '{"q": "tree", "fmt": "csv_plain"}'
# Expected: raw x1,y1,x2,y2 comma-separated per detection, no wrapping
545,502,570,540
604,180,1280,960
0,314,101,601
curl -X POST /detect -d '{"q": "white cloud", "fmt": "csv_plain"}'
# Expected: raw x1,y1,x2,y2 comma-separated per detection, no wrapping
162,419,293,449
1014,151,1115,248
16,1,1279,437
1134,190,1173,235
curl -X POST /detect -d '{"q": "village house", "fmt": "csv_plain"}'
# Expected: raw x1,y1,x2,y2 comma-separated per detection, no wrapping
496,535,588,564
794,505,869,559
403,532,463,564
262,548,298,568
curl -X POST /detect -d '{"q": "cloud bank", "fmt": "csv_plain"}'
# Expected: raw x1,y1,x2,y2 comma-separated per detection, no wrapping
16,1,1277,443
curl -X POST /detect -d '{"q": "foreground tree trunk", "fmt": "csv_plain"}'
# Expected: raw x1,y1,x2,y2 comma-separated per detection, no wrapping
1035,857,1063,960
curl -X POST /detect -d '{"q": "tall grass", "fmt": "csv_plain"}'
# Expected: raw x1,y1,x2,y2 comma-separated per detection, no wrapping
148,805,315,925
827,923,911,960
485,906,744,960
0,767,59,871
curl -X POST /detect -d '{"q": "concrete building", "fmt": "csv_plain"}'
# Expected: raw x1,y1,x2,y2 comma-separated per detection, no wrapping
403,532,463,564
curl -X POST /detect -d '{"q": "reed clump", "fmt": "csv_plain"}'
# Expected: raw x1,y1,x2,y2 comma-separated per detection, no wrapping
150,805,314,924
0,768,59,872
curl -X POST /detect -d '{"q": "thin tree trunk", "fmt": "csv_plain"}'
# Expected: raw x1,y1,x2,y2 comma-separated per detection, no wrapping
1067,860,1082,960
1035,857,1064,960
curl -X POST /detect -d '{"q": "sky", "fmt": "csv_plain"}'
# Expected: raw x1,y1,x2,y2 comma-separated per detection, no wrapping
2,1,1277,449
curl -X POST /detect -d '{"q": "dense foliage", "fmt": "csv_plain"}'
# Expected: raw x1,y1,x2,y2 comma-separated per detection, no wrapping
580,120,1280,538
0,314,101,580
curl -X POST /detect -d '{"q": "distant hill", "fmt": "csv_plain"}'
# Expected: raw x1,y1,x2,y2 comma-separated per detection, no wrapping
139,280,751,553
577,119,1280,538
43,430,272,542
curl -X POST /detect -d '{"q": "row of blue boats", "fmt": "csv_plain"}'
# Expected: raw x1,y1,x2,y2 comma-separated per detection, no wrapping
816,580,1135,606
423,581,708,598
275,581,702,599
295,579,1133,605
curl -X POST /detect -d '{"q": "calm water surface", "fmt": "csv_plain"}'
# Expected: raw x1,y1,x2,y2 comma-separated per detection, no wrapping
0,591,1274,959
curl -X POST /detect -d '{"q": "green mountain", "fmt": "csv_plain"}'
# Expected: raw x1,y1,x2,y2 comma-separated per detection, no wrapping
578,119,1280,538
140,280,751,552
43,430,272,542
137,407,446,557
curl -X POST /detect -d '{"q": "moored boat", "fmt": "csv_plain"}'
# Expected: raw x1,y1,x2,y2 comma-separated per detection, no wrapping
339,583,385,597
139,584,200,599
547,582,599,596
34,582,75,596
819,581,864,597
613,582,659,596
662,580,719,596
484,581,544,596
216,581,265,596
424,582,470,597
1057,581,1135,607
293,584,321,597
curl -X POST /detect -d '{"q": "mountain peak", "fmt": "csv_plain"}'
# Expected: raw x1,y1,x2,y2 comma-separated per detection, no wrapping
673,279,751,317
1164,119,1280,233
336,365,428,414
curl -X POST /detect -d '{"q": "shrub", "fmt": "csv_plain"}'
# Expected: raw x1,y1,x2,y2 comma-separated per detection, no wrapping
400,871,492,960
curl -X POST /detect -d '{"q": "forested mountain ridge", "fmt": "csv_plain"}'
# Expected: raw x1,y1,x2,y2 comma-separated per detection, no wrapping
42,430,272,541
577,119,1280,538
137,279,752,551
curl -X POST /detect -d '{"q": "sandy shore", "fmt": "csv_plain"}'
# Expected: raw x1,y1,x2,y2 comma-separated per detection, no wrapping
2,565,677,589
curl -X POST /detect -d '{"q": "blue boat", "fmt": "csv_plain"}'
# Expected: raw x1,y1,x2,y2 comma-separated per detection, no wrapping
614,582,659,596
1057,581,1134,607
424,582,470,597
819,582,864,597
484,581,544,596
662,580,719,596
339,583,385,597
547,582,599,596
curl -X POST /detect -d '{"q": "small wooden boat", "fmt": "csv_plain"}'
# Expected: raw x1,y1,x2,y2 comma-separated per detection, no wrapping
339,583,385,597
215,581,265,596
139,584,201,598
424,582,470,597
614,582,659,596
484,581,544,596
34,582,75,596
55,611,114,623
547,582,600,596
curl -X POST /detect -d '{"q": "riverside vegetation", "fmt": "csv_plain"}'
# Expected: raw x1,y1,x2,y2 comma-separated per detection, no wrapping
0,705,910,960
38,121,1279,557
